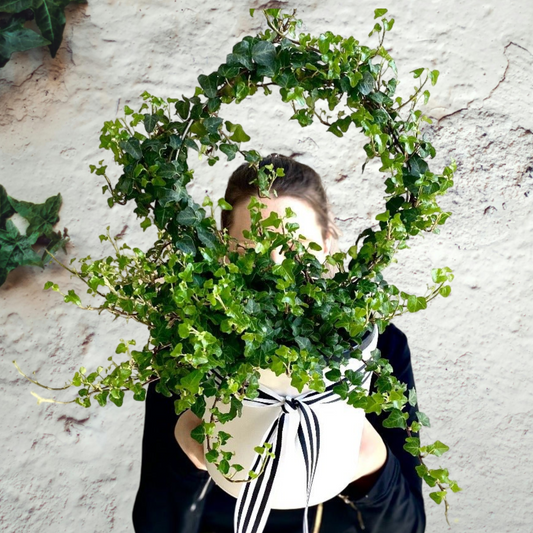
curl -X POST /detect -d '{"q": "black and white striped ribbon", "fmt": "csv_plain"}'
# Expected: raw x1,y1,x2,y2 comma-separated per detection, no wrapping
209,328,376,533
237,381,350,533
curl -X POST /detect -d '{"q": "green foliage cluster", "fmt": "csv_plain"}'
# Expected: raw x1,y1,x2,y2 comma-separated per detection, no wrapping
0,184,68,285
17,8,460,516
0,0,86,68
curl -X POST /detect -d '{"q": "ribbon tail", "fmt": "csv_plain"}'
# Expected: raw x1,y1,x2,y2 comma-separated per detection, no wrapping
297,401,321,533
235,412,286,533
302,506,311,533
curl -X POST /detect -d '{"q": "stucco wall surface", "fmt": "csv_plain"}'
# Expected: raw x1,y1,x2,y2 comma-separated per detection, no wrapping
1,1,532,532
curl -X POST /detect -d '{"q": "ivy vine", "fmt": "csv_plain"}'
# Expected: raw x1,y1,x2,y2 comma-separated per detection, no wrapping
14,8,460,519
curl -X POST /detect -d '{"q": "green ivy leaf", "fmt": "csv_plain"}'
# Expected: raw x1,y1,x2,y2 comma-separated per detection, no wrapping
317,33,331,54
181,370,204,394
429,70,440,86
408,387,418,407
64,289,82,307
115,343,127,354
252,41,277,75
426,440,450,457
375,210,390,222
356,71,374,96
204,116,223,134
307,241,322,252
175,100,190,120
407,295,427,312
383,18,395,31
219,459,230,475
406,154,429,179
196,224,217,249
217,198,233,211
176,207,200,226
205,448,219,463
109,388,124,407
325,368,341,382
191,395,206,419
382,408,407,429
143,114,159,133
140,217,151,231
218,143,238,160
227,122,251,143
190,424,206,444
416,411,431,427
120,138,143,160
429,490,447,504
95,390,110,406
449,480,462,493
439,285,451,297
410,421,421,433
403,436,420,456
175,234,197,256
227,39,253,70
198,73,220,99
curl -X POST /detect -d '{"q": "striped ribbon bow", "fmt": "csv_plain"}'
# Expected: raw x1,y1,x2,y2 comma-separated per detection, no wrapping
233,363,371,533
208,326,377,533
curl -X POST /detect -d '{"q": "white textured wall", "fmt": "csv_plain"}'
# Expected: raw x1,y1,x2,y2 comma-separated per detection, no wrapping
1,1,533,532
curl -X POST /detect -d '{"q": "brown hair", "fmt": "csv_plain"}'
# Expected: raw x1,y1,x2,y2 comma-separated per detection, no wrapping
221,154,339,243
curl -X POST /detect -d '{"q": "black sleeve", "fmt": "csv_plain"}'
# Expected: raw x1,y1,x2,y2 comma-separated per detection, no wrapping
338,322,426,533
132,380,212,533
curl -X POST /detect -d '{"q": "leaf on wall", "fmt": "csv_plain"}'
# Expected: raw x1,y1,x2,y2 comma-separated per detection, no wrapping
0,14,50,67
1,0,35,14
33,0,70,58
0,0,87,67
41,228,69,265
0,219,43,273
8,192,62,239
0,190,67,286
0,184,16,229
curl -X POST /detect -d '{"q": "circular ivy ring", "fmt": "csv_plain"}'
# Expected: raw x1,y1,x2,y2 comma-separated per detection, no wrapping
101,8,455,286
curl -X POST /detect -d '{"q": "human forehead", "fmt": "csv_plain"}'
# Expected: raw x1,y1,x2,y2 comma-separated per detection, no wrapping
228,195,323,240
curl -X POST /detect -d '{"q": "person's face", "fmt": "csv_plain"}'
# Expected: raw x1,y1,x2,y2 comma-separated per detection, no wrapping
227,195,332,264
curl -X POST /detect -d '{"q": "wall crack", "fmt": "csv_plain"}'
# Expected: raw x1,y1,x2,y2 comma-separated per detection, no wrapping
482,42,530,104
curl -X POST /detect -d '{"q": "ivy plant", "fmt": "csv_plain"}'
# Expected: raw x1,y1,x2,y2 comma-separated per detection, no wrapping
0,0,86,68
14,8,460,519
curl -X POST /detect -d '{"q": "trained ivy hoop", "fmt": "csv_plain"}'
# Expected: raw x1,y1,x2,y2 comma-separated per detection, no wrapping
15,8,460,519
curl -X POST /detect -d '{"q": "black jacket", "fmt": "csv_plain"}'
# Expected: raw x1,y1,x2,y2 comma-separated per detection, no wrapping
132,323,426,533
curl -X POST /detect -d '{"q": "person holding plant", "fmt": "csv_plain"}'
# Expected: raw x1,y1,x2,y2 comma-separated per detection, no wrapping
132,154,426,533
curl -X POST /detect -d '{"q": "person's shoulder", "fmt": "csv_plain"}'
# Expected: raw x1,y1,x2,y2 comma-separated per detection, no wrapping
376,321,411,366
377,321,408,346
